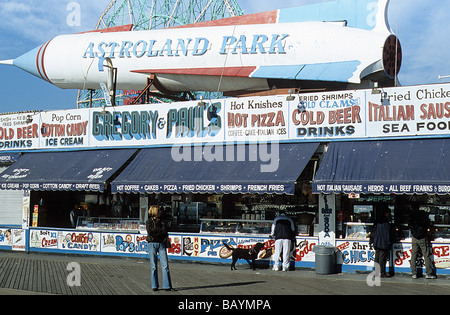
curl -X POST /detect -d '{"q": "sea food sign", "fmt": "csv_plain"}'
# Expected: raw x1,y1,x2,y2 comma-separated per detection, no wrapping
0,83,450,152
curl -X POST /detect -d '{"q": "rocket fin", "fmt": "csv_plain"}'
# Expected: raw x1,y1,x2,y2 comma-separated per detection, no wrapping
131,67,257,78
77,24,134,34
250,61,362,84
172,11,278,28
131,62,362,84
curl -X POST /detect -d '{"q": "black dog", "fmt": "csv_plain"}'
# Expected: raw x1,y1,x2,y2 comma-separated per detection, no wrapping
224,242,265,270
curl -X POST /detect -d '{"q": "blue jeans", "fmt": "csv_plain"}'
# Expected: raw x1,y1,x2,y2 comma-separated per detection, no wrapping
148,242,172,290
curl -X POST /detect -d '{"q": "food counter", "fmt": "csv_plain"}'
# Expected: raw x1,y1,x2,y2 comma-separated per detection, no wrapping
200,219,272,235
22,217,318,269
344,222,373,239
76,217,141,232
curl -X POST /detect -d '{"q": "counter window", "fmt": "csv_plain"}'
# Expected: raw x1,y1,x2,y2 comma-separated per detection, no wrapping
28,180,319,236
340,194,450,242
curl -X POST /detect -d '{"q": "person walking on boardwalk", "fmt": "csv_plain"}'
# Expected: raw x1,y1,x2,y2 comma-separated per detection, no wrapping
146,205,176,291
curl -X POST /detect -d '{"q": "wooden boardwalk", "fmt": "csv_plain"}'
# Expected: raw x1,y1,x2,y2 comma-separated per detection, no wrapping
1,251,450,296
0,252,152,295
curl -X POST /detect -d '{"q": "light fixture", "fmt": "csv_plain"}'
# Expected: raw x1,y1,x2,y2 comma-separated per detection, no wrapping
371,82,390,105
198,95,206,106
101,105,107,116
286,90,296,101
371,82,382,95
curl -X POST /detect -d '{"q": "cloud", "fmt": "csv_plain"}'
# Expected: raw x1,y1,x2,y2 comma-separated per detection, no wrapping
0,1,109,46
0,1,62,42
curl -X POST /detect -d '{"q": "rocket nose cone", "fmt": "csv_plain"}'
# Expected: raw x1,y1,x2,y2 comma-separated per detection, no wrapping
13,46,42,78
12,42,52,82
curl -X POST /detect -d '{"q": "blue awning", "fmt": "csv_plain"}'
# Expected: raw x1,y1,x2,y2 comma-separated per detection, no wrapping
112,143,319,195
313,139,450,195
0,149,137,192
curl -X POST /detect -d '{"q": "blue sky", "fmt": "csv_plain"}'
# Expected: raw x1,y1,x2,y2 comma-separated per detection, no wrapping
0,0,449,113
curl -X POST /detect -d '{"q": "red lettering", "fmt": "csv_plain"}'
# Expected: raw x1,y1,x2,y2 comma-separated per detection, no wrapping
295,241,316,262
336,242,350,251
71,233,89,243
41,237,57,247
395,249,411,266
433,245,450,258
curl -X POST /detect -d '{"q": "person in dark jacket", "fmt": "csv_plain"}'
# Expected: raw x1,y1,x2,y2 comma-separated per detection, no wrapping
370,206,392,278
408,209,436,279
270,211,296,271
146,205,175,291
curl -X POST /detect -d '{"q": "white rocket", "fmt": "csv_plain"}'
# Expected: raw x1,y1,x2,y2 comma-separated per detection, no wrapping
0,0,401,94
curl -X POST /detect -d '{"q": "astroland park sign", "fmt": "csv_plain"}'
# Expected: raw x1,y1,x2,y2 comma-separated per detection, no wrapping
0,83,449,152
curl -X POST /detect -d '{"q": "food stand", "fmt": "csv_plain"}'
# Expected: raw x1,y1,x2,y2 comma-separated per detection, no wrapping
320,193,450,275
1,83,450,276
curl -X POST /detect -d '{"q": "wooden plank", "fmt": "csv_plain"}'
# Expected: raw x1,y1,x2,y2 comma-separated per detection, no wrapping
35,259,43,293
54,261,68,295
45,260,57,294
0,257,13,288
32,259,40,292
80,263,105,295
3,258,17,289
0,257,10,285
14,258,26,291
89,264,121,295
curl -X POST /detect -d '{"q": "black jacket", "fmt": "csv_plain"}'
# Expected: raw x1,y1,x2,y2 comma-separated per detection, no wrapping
408,210,431,240
370,214,394,250
271,214,296,240
371,220,391,250
146,217,170,244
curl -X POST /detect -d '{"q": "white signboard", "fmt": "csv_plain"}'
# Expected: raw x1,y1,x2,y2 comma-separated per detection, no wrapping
0,83,449,152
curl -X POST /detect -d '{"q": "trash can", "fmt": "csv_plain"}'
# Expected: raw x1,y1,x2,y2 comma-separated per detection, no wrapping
313,245,336,274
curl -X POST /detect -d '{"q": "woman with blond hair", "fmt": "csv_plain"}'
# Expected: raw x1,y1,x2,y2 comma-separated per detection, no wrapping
146,205,175,291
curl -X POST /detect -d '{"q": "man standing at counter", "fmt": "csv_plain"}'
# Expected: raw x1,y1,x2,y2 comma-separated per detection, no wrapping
271,211,296,271
408,209,436,279
369,206,393,278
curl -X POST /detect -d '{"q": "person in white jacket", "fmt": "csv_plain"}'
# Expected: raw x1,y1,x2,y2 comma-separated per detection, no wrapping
271,211,296,271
